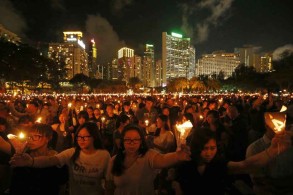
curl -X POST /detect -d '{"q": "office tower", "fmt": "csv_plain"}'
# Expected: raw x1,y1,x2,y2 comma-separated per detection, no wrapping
48,31,88,80
117,47,137,83
88,39,97,78
260,53,273,73
234,45,260,70
0,24,21,43
112,58,118,80
142,44,155,87
155,60,163,87
162,32,196,85
196,51,240,79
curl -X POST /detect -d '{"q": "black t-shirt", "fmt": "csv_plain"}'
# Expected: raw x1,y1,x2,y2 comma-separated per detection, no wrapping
176,158,229,195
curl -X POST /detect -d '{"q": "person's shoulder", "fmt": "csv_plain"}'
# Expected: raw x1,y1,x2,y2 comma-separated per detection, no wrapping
97,149,111,158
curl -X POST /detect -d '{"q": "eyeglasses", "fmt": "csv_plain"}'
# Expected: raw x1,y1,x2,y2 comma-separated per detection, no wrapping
76,136,92,141
123,138,141,144
27,135,43,141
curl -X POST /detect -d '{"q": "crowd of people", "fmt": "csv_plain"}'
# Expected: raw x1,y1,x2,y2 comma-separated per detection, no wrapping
0,92,293,195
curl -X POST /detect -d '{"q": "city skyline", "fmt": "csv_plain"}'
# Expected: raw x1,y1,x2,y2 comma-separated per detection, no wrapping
1,0,293,64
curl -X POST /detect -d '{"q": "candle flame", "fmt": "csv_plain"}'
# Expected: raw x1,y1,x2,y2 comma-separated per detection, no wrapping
36,117,42,123
269,114,286,132
280,105,287,112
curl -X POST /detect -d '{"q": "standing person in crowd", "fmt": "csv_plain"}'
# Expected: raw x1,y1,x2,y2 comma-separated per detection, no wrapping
151,114,176,154
10,122,111,195
105,124,191,195
120,101,136,124
112,114,130,156
136,96,158,135
175,127,292,195
203,110,228,158
9,124,68,195
86,106,96,122
165,98,181,132
0,117,15,194
9,101,40,123
101,104,119,153
51,113,73,153
246,111,293,195
74,110,89,134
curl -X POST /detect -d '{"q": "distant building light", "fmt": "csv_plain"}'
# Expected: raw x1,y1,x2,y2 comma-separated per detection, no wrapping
78,40,85,49
67,37,77,41
171,32,182,38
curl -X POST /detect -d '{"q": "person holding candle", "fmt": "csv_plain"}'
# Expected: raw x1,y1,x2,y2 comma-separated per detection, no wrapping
10,122,111,195
105,124,191,195
246,111,293,195
0,117,15,194
174,126,292,195
136,96,158,136
9,123,68,195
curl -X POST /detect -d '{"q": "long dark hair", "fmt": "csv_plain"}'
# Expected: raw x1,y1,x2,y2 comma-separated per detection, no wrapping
111,124,149,176
190,127,219,164
71,122,104,163
154,114,170,136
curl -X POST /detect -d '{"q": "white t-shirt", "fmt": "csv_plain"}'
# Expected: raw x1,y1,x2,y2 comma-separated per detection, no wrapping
56,148,111,195
107,149,160,195
153,131,175,153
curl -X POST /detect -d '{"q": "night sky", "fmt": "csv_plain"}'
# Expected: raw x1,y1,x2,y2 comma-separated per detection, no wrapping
1,0,293,64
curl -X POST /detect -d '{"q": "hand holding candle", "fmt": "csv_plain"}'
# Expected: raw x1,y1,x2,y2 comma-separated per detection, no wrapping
265,112,286,134
7,132,28,153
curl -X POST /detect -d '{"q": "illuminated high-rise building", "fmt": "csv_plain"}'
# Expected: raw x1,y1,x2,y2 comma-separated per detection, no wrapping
162,32,195,86
48,31,88,80
195,51,240,79
260,53,273,73
117,47,138,83
155,60,163,87
142,44,155,87
88,39,97,78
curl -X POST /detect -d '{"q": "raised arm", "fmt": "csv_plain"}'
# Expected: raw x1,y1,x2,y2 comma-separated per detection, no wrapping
153,145,191,169
227,132,292,174
10,153,59,168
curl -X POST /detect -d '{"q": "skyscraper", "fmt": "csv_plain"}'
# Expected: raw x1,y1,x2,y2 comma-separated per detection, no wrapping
117,47,137,83
88,39,97,78
142,44,155,87
162,32,195,86
48,31,88,80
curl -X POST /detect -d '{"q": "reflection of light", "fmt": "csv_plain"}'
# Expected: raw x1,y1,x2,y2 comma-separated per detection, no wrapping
68,103,72,108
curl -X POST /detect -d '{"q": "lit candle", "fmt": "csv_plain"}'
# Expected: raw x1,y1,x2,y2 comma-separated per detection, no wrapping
175,120,193,150
7,132,27,153
35,117,42,123
145,119,149,127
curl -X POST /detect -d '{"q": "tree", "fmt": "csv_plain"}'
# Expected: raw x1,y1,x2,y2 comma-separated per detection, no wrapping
128,77,142,92
69,73,89,92
189,77,206,92
269,52,293,91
